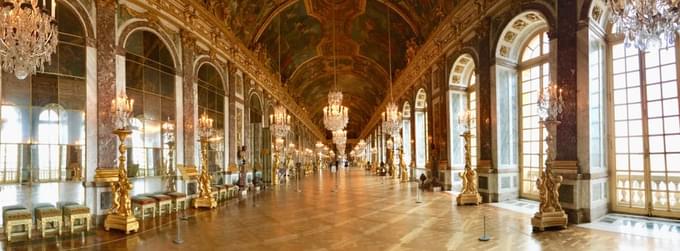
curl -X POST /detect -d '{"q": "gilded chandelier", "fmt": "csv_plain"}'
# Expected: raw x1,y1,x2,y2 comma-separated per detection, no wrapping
270,104,291,138
0,0,59,80
609,0,680,50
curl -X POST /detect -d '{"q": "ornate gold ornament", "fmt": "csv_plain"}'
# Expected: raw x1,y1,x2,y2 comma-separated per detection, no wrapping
194,113,217,209
531,83,567,231
456,130,482,206
104,94,139,234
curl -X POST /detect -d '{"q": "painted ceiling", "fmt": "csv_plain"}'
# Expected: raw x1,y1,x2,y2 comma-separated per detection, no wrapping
214,0,452,138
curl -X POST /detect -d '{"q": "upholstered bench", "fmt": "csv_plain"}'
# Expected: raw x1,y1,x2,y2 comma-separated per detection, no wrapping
212,185,227,202
3,205,32,242
151,194,172,216
165,192,187,212
58,202,91,234
34,203,62,238
210,190,219,202
226,185,239,199
132,196,156,220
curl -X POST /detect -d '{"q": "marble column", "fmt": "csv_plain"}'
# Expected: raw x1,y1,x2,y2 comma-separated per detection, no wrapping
475,18,496,202
96,0,117,168
553,0,583,223
181,30,197,167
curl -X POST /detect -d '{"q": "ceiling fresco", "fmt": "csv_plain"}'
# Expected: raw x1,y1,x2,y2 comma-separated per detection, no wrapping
205,0,452,138
257,1,323,81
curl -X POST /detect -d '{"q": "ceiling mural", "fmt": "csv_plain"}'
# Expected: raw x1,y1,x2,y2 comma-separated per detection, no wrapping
257,1,323,81
351,0,416,80
218,0,283,42
203,0,452,138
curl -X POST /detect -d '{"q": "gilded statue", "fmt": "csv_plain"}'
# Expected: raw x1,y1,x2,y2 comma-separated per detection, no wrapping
456,131,482,205
399,148,408,182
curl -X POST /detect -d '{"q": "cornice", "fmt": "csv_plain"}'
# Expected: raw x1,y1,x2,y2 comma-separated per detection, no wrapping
124,0,326,141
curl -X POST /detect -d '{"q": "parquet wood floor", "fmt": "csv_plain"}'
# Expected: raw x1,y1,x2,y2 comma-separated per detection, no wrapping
3,169,677,250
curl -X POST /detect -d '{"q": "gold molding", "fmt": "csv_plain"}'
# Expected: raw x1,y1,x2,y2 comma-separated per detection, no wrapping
125,0,326,141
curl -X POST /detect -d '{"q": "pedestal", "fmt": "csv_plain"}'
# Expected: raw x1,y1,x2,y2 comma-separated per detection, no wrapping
194,197,217,209
531,211,568,231
104,214,139,234
456,192,482,205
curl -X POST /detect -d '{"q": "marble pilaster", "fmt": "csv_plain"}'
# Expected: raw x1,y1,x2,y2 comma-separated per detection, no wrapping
181,30,197,167
95,0,117,168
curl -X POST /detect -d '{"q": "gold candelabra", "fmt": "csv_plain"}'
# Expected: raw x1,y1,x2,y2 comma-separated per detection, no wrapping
104,94,139,234
531,82,567,231
456,109,482,205
194,112,217,209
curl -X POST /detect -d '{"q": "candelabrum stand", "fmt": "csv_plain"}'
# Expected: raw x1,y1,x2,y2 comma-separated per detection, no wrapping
104,129,139,234
456,131,482,205
194,136,217,209
166,140,176,192
531,119,568,230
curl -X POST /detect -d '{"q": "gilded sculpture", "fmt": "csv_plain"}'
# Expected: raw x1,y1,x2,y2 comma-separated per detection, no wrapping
456,130,482,206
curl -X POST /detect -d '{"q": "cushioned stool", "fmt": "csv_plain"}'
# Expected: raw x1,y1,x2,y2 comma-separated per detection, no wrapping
132,196,156,220
212,185,227,202
58,202,90,234
210,190,219,202
151,194,172,216
226,185,239,199
34,203,62,238
3,205,32,242
165,192,187,212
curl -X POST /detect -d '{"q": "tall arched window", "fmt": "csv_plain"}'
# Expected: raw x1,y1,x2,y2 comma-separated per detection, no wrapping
449,55,478,175
197,63,225,175
0,4,87,183
495,11,549,198
414,88,428,176
125,30,176,177
518,31,550,198
609,29,680,216
402,102,412,169
249,94,263,181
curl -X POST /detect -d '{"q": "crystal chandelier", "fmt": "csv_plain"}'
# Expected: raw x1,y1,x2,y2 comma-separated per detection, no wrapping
609,0,680,50
323,2,349,132
323,90,349,131
198,112,214,138
381,7,402,136
537,82,564,121
332,130,347,145
382,102,402,136
270,103,291,138
0,0,59,80
111,92,134,130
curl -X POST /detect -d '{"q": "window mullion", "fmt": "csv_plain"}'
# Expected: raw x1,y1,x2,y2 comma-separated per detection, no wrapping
638,48,653,213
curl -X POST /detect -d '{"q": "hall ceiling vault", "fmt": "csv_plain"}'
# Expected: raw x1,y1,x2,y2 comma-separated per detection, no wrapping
217,0,453,138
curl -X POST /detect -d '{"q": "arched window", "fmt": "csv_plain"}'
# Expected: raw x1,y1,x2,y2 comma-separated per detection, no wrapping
125,30,176,177
414,89,428,176
609,28,680,216
197,63,226,175
402,102,412,169
0,4,87,183
249,94,263,182
495,11,550,199
449,55,478,175
518,30,550,198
